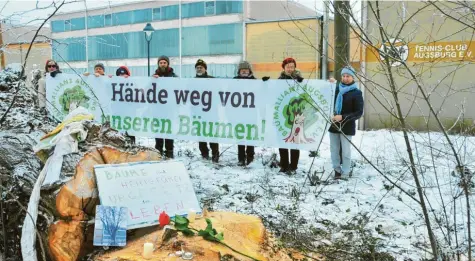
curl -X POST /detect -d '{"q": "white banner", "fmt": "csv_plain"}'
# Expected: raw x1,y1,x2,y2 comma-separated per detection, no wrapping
94,161,201,229
46,74,334,150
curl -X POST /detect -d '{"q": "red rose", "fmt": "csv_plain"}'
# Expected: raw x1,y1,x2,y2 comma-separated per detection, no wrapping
159,211,170,227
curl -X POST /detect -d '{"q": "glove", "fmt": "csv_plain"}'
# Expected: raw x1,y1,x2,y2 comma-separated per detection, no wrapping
296,76,304,83
262,76,270,81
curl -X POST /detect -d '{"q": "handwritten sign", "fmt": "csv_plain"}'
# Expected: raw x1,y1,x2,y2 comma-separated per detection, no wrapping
94,161,201,229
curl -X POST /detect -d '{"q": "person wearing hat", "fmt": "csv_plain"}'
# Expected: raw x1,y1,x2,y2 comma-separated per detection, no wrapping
152,55,178,78
113,65,135,144
194,59,220,162
328,66,363,179
152,55,177,158
277,57,303,174
233,61,269,166
116,66,130,77
83,63,106,77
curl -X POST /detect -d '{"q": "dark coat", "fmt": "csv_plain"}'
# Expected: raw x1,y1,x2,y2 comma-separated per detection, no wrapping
233,74,256,80
328,83,364,136
155,67,178,77
196,72,214,78
278,70,304,82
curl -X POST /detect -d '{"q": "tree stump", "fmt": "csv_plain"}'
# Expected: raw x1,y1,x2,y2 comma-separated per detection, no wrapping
48,146,161,261
93,211,316,261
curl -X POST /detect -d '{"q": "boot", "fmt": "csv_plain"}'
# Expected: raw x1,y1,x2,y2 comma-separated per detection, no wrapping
166,150,174,159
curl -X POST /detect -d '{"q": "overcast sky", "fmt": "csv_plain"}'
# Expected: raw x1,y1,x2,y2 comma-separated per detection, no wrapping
0,0,361,26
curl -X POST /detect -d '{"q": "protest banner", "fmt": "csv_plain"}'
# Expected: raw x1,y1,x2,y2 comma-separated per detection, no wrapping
46,74,334,150
94,161,201,229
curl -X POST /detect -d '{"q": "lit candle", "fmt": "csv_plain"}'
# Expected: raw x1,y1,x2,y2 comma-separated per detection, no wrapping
187,210,196,223
143,242,153,259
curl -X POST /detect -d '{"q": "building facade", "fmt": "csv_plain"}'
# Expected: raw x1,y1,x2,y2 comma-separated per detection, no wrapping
245,17,362,79
0,22,51,73
362,1,475,132
50,0,314,78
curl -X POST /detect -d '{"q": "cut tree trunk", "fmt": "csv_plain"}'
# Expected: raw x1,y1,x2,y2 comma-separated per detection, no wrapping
49,146,161,261
93,211,319,261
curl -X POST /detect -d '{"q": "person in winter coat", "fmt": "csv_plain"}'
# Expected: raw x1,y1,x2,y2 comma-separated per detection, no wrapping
233,61,270,166
115,66,134,143
152,56,177,158
328,66,364,179
38,59,62,112
83,63,106,77
278,57,304,173
195,59,220,162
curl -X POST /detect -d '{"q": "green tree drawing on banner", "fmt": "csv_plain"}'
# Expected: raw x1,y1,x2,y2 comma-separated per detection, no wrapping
59,85,90,114
282,92,316,143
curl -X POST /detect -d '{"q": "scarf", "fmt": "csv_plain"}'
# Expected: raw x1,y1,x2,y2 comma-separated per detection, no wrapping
335,81,358,115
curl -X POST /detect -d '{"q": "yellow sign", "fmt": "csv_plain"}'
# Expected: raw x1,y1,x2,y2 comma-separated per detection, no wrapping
367,41,475,63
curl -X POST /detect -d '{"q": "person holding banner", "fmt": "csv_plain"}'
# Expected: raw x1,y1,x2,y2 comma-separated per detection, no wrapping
233,61,270,166
38,59,62,112
277,57,304,173
152,56,177,158
83,63,106,77
115,66,135,144
195,59,220,163
328,66,364,179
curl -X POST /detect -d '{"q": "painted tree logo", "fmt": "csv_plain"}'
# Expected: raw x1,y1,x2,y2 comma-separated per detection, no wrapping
58,85,90,114
281,92,317,144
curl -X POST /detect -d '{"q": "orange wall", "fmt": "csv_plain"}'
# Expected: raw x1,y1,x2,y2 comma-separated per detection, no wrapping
246,19,362,79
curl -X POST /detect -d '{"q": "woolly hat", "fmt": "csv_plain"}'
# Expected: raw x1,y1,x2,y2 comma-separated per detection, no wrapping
341,66,356,78
238,61,252,73
158,55,170,65
195,59,207,70
282,57,297,69
116,66,131,76
94,63,105,71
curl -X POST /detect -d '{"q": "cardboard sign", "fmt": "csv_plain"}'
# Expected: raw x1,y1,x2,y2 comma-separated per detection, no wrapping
94,161,201,229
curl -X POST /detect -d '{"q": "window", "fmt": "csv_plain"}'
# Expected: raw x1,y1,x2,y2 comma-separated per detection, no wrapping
161,5,179,20
113,11,132,26
71,17,85,30
182,23,242,56
182,2,204,18
205,1,215,16
52,37,86,62
104,14,112,26
64,20,71,31
216,0,243,15
51,20,65,33
88,15,104,28
132,9,152,23
153,8,161,20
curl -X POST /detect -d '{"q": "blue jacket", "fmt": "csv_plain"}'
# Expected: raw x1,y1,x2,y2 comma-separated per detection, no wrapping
328,83,364,136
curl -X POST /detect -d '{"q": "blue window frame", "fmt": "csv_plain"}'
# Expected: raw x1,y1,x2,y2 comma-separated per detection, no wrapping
132,9,152,23
64,20,71,31
71,17,85,30
182,23,242,56
113,11,132,26
161,5,179,20
51,20,65,33
182,2,205,18
104,14,112,26
216,0,242,15
88,15,104,28
205,1,215,16
153,8,161,20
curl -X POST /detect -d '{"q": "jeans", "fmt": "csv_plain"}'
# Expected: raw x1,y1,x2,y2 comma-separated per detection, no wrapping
329,133,352,175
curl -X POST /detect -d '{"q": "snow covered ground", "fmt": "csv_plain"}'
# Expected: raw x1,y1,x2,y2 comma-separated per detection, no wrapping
135,130,475,260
